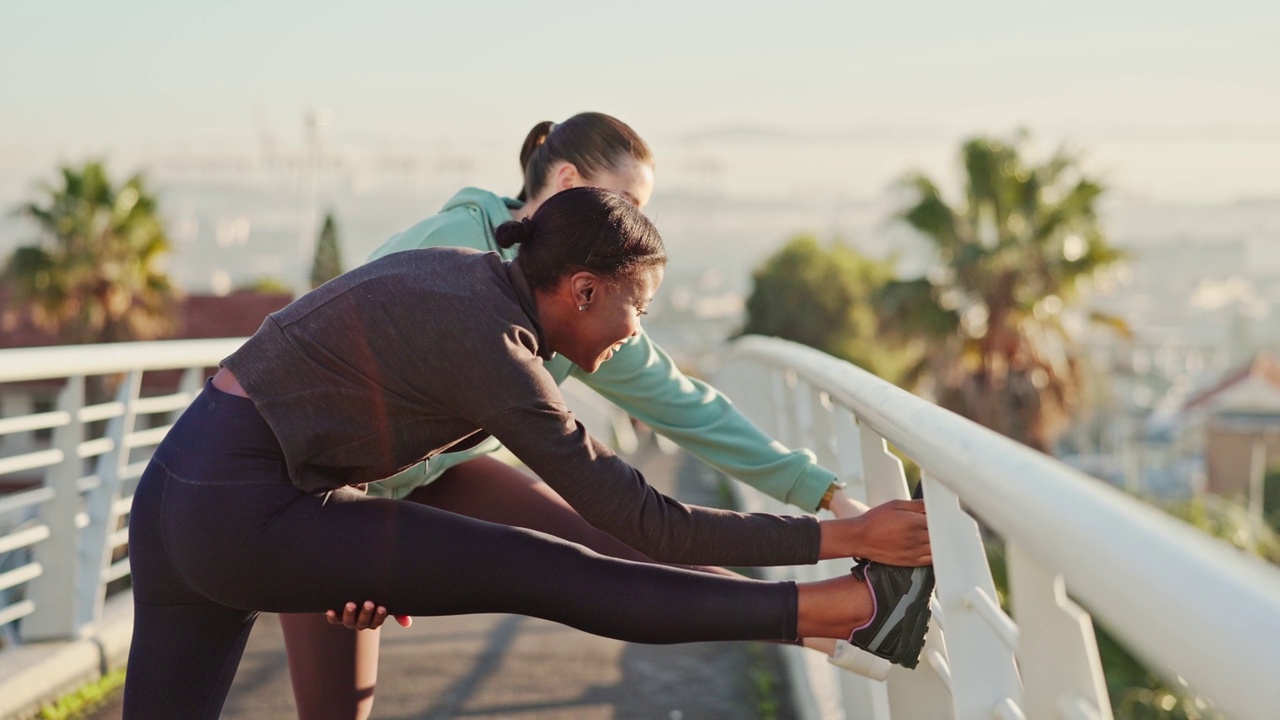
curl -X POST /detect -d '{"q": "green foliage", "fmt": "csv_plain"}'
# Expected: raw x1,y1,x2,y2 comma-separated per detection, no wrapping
1097,627,1227,720
740,235,911,383
39,668,125,720
882,132,1126,451
1162,494,1280,564
310,212,344,289
1267,467,1280,530
747,642,782,720
4,160,176,344
234,276,294,295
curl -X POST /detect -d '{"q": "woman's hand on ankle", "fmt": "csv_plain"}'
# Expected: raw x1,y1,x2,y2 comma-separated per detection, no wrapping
817,499,931,566
325,600,410,630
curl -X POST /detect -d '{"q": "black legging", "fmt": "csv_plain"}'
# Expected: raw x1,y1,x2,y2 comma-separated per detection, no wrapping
123,382,798,719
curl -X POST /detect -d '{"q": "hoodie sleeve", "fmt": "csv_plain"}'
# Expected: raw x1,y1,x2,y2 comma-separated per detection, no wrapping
568,329,838,512
481,399,822,567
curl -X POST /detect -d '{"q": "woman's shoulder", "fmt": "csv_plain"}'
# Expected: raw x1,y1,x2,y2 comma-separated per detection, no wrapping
370,188,514,260
373,245,499,274
439,186,517,218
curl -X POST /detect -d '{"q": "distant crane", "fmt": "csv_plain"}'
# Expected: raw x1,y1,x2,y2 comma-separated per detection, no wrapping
295,109,332,297
253,106,280,169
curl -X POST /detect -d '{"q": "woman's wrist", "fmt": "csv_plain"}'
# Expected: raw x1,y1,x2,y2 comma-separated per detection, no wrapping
816,481,846,511
816,512,866,560
827,489,869,518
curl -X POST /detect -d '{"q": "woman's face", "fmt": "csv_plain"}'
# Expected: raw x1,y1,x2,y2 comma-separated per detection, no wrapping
537,157,655,211
557,265,664,374
581,158,655,210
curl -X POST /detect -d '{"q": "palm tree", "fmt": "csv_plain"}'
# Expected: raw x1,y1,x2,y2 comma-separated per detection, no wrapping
5,161,176,345
879,133,1126,452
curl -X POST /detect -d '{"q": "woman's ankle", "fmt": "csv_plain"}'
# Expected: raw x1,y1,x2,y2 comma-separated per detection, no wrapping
795,573,873,640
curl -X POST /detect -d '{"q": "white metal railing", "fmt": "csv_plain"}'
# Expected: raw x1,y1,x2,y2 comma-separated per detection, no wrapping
0,338,241,641
716,336,1280,720
5,336,1280,719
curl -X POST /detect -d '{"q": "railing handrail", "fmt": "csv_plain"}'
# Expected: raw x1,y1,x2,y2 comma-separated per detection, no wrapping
5,336,1279,717
0,338,245,383
0,338,242,647
729,335,1280,720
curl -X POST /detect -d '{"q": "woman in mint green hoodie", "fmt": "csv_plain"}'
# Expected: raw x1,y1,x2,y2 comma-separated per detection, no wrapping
281,113,928,718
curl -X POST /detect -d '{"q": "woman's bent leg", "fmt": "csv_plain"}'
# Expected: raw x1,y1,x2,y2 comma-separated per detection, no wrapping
124,457,259,720
404,456,655,561
280,612,380,720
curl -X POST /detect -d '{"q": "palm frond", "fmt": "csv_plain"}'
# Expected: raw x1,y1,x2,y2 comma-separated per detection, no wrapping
898,174,964,254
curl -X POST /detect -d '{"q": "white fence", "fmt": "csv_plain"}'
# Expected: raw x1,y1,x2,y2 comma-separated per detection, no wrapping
716,336,1280,720
3,337,1280,719
0,339,240,642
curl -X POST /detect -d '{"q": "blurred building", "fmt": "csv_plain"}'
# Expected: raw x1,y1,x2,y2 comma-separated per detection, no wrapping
1179,351,1280,498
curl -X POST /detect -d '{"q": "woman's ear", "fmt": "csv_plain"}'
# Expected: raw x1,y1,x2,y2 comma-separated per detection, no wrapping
569,271,598,308
553,161,582,191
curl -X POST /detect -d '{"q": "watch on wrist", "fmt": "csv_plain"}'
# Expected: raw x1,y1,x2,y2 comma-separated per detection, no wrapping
818,481,847,511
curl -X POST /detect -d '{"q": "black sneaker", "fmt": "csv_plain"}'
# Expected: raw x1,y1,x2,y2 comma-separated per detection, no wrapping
848,560,935,669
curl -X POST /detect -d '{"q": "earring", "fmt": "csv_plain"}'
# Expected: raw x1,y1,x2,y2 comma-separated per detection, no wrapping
578,304,587,312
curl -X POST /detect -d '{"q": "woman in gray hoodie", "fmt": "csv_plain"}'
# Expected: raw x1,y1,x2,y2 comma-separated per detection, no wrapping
123,188,933,719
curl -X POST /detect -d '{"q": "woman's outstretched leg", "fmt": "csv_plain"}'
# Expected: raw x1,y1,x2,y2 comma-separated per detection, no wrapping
281,455,746,718
132,467,915,717
185,477,795,643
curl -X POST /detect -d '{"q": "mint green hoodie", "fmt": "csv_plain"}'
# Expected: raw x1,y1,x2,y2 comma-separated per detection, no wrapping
366,187,836,510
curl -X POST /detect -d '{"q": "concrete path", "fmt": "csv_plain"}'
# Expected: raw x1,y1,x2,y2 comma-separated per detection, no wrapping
84,446,797,719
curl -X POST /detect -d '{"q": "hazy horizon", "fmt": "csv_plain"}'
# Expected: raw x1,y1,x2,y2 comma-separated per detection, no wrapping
4,1,1279,206
4,0,1279,350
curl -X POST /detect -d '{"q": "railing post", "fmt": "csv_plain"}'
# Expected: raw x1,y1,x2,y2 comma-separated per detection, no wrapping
77,370,141,627
1006,541,1112,719
21,376,86,641
832,407,865,500
857,424,909,505
814,407,891,719
921,472,1024,718
769,369,798,446
857,427,953,717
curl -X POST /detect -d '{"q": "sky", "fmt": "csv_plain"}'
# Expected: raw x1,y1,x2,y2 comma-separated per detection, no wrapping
2,0,1279,209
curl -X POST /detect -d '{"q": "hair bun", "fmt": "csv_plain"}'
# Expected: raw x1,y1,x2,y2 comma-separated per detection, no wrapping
495,218,535,249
